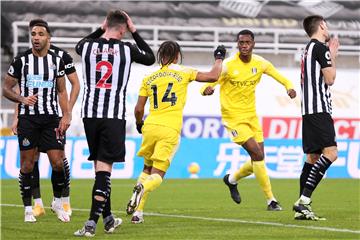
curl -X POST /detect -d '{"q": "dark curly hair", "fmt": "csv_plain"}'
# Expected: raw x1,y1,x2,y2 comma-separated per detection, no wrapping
157,41,182,66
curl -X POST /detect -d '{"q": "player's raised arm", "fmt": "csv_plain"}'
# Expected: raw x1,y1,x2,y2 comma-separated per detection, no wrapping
196,45,226,82
122,11,155,65
75,27,105,55
321,37,339,86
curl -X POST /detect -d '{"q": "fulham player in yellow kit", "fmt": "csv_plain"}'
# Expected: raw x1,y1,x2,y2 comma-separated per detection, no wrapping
202,29,297,211
126,41,226,223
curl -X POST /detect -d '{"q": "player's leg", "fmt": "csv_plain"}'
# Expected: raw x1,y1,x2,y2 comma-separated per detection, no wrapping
48,149,69,222
127,164,166,215
31,150,45,217
17,116,39,222
299,154,317,197
60,150,72,216
75,160,112,237
242,138,281,210
19,149,37,222
131,164,152,224
127,124,178,217
40,117,69,222
294,113,337,220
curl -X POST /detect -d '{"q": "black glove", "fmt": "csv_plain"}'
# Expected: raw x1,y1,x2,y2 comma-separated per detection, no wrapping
136,121,144,134
214,45,226,60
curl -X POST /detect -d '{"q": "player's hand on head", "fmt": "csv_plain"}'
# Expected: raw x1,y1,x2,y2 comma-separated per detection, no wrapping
136,121,144,134
214,45,226,60
122,11,136,33
287,89,296,99
203,86,215,96
101,18,107,31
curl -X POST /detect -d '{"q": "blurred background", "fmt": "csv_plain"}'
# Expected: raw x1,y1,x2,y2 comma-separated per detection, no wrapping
1,0,359,179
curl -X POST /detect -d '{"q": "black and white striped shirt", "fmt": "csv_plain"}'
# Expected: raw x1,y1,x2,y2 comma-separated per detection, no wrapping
7,49,65,116
300,39,332,115
75,28,155,119
50,44,76,75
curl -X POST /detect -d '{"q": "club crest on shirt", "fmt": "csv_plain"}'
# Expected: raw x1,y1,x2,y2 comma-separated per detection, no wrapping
22,138,30,147
49,64,57,70
252,67,257,74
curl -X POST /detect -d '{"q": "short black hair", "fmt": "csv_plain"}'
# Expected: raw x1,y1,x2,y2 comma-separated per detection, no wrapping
237,29,254,41
106,10,127,28
157,41,182,66
303,15,325,37
29,18,51,34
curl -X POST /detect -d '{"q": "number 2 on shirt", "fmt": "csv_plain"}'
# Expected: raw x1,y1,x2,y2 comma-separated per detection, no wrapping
95,61,112,89
151,83,177,109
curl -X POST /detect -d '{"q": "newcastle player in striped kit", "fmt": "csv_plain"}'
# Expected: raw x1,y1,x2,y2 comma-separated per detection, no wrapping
293,15,340,220
74,10,155,237
11,19,80,218
3,21,71,223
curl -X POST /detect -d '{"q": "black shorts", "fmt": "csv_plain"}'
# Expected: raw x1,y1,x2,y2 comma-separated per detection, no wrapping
17,115,65,152
83,118,126,163
302,113,337,154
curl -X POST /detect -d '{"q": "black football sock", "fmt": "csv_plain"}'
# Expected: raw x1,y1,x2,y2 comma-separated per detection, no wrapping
303,155,332,198
32,161,41,199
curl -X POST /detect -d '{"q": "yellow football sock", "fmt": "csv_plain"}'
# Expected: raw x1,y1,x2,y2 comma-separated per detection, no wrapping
252,160,274,200
137,171,150,184
232,159,253,181
136,172,149,212
142,173,163,193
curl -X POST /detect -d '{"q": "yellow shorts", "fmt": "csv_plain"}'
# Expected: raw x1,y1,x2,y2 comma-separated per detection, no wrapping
224,115,264,144
137,124,180,172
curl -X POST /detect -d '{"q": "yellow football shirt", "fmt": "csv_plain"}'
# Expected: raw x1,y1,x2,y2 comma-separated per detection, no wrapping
201,52,294,120
139,64,198,133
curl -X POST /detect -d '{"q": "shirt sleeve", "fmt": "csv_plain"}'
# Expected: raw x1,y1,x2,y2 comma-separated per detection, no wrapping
314,43,332,69
138,78,148,97
62,51,76,75
264,61,294,90
75,28,105,55
7,57,22,80
57,59,66,78
128,31,155,66
182,66,198,82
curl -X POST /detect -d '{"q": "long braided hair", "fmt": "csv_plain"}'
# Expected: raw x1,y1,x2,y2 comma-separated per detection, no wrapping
157,40,183,66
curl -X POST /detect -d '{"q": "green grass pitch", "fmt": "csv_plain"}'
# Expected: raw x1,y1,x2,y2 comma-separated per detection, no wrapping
1,179,359,240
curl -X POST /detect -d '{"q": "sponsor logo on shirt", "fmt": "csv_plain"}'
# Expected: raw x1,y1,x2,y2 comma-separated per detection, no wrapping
26,74,54,88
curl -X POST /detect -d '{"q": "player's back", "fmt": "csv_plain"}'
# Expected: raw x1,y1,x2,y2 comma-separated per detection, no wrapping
140,63,197,133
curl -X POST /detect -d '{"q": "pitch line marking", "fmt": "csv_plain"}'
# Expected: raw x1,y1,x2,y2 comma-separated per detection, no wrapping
1,203,359,234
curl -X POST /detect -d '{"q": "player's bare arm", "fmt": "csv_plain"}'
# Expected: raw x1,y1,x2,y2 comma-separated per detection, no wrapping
11,85,20,135
196,45,226,82
134,96,147,134
322,37,339,86
66,72,80,112
3,74,38,105
56,75,71,134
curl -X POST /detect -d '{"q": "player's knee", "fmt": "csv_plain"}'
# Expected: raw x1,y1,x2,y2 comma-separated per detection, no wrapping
94,189,107,202
52,160,64,171
250,151,264,161
21,162,34,173
325,150,338,162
